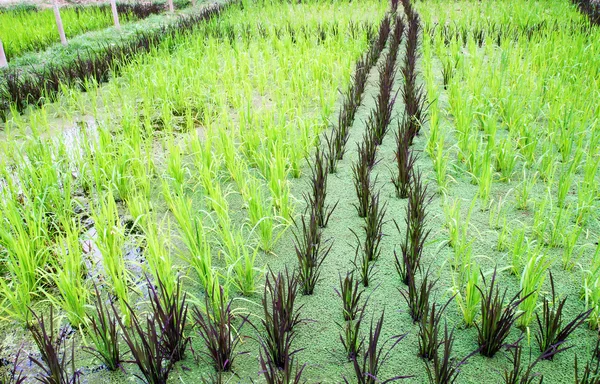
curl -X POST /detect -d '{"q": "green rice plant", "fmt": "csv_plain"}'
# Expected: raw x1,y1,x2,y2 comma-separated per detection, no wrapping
268,148,292,221
432,133,450,194
163,186,213,292
223,230,260,296
548,205,570,248
532,196,550,244
495,134,519,182
443,197,461,249
515,169,538,210
140,209,176,298
0,192,49,324
452,263,481,328
243,176,281,253
44,220,89,328
582,243,600,329
557,164,575,209
562,224,584,271
92,191,131,325
509,226,529,276
576,152,599,224
496,217,510,252
518,246,552,329
165,137,187,194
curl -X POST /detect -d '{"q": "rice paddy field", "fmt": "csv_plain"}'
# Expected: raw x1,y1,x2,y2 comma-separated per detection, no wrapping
0,0,599,382
0,2,182,60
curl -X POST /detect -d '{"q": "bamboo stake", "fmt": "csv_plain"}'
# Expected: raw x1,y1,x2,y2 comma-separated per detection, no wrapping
110,0,121,30
53,0,68,46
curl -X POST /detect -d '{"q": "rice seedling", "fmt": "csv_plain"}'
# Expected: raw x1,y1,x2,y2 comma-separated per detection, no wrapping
452,263,481,328
583,243,600,329
425,323,475,384
193,284,247,372
574,350,600,384
28,308,81,384
519,247,552,328
418,296,454,361
343,311,411,384
534,272,591,360
305,147,337,228
115,300,175,384
92,191,131,324
338,296,368,361
476,269,528,357
84,285,122,371
293,213,332,295
146,276,190,363
0,345,26,384
391,122,417,199
335,272,366,322
254,269,303,371
222,230,260,297
500,338,543,384
43,220,89,328
352,151,375,218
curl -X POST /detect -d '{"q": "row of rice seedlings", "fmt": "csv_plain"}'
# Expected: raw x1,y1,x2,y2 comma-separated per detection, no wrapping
419,0,600,334
0,2,231,120
0,2,171,60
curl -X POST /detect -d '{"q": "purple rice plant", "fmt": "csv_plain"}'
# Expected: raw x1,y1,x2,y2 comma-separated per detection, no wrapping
258,350,307,384
334,272,366,322
534,272,591,360
574,348,600,384
351,231,376,288
115,302,174,384
84,285,122,371
371,53,399,146
147,276,190,363
476,269,529,357
305,147,338,228
343,311,411,384
338,300,367,361
363,191,387,262
391,122,418,199
395,171,431,285
28,308,81,384
254,269,304,371
0,345,26,384
426,323,476,384
418,295,454,361
401,267,437,323
501,338,544,384
352,151,375,218
293,213,333,295
193,285,248,373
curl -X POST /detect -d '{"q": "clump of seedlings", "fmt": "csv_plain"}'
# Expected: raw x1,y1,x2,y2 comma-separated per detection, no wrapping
254,269,305,382
534,272,591,360
305,147,337,228
401,267,436,323
395,170,431,285
335,272,369,361
352,148,376,218
391,123,418,199
293,212,333,295
418,295,454,361
28,308,81,384
193,284,247,374
476,269,529,358
115,277,190,384
84,285,122,371
147,276,190,363
501,338,544,384
425,323,475,384
343,311,411,384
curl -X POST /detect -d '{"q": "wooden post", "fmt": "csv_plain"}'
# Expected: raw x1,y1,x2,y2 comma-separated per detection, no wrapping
0,39,7,68
53,0,68,46
168,0,174,12
110,0,120,30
